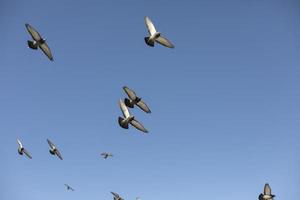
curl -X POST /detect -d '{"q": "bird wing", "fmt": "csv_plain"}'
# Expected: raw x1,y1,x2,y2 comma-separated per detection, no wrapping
55,149,63,160
39,42,54,61
111,192,119,198
23,148,32,159
17,139,23,148
119,99,130,118
136,100,151,113
123,86,137,100
130,119,148,133
155,36,175,48
264,184,271,195
144,16,157,36
47,139,55,149
25,23,42,41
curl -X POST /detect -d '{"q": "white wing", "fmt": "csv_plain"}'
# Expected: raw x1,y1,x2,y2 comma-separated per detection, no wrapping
119,99,130,118
17,139,23,148
144,16,157,36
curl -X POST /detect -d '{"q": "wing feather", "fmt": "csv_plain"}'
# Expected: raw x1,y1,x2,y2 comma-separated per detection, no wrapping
264,184,271,195
55,149,63,160
40,42,54,61
25,23,42,41
123,86,137,100
23,148,32,159
130,119,148,133
136,100,151,113
119,99,130,118
144,16,157,36
155,36,175,48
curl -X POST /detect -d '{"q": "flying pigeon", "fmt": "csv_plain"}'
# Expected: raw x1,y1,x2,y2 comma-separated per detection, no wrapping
101,152,113,159
17,139,32,159
144,16,174,48
118,99,148,133
47,139,63,160
123,86,151,113
64,184,74,191
25,23,54,61
111,192,124,200
259,183,275,200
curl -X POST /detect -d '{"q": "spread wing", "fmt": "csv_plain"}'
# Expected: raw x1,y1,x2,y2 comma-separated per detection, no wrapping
17,139,23,148
130,119,148,133
144,16,157,36
119,99,130,118
123,86,137,100
136,100,151,113
47,139,55,149
155,36,175,48
55,149,63,160
25,23,42,41
40,42,54,61
23,148,32,159
264,184,271,195
111,192,119,198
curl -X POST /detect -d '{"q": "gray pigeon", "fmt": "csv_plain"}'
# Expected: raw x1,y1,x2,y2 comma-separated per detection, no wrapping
25,23,54,61
17,139,32,159
259,183,275,200
101,152,113,159
118,99,148,133
144,16,174,48
64,184,74,191
111,192,124,200
123,86,151,113
47,139,63,160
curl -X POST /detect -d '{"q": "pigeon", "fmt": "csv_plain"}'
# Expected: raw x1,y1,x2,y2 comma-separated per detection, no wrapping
25,23,54,61
47,139,63,160
101,152,113,159
118,99,148,133
64,184,74,191
111,192,124,200
259,183,275,200
144,16,174,48
123,86,151,113
17,139,32,159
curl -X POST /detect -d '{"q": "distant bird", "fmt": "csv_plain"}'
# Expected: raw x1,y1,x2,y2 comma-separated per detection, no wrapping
64,184,74,191
101,152,113,159
111,192,124,200
118,99,148,133
25,23,54,61
17,139,32,159
144,16,174,48
123,86,151,113
47,139,63,160
259,183,275,200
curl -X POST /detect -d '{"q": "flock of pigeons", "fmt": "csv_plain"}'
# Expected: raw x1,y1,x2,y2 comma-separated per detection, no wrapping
16,15,277,200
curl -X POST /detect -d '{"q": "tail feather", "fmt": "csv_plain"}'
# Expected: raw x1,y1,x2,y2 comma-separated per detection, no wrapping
144,37,154,47
27,40,38,49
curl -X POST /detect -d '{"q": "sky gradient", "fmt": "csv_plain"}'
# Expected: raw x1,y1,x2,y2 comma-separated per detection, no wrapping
1,0,300,200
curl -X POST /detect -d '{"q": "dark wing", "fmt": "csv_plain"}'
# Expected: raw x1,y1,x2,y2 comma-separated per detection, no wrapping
130,119,148,133
111,192,119,198
155,36,175,48
123,86,137,100
25,23,42,41
264,184,271,195
136,100,151,113
47,139,55,149
55,149,63,160
23,148,32,159
39,42,54,61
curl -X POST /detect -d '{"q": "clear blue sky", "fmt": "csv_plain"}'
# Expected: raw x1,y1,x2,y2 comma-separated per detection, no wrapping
1,0,300,199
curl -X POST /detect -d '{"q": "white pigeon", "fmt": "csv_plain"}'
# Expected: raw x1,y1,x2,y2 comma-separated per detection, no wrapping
118,99,148,133
25,23,54,61
144,16,175,48
47,139,63,160
17,139,32,159
259,183,275,200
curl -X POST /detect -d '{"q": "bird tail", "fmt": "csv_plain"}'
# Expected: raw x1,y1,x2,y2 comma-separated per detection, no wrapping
27,40,38,49
144,37,154,47
124,98,134,108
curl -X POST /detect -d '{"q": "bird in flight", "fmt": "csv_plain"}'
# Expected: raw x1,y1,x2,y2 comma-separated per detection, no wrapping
64,184,74,191
111,192,124,200
25,23,54,61
144,16,175,48
101,152,113,159
259,183,275,200
17,139,32,159
123,86,151,113
47,139,63,160
118,99,148,133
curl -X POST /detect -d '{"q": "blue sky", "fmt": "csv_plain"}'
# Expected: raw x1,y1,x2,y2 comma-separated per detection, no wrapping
1,0,300,199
